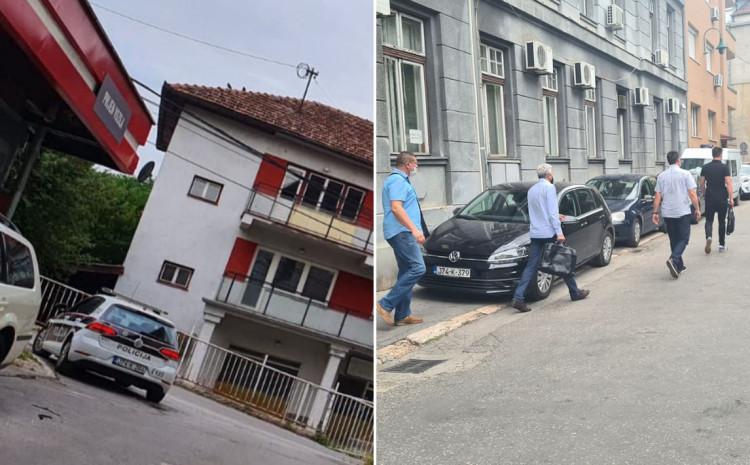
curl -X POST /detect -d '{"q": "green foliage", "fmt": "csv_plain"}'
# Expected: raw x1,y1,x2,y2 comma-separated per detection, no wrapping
12,151,151,281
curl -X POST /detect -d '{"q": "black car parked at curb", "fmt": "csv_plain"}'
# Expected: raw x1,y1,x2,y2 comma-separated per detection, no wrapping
586,174,663,247
419,182,615,301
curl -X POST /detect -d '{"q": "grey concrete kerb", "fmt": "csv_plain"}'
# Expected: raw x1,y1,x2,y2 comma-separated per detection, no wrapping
376,231,668,365
0,349,57,380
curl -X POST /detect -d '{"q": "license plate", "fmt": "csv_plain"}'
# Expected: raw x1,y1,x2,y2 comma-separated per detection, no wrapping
112,356,147,375
434,266,471,278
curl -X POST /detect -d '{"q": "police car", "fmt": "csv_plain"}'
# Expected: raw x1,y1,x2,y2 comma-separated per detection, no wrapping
33,294,180,403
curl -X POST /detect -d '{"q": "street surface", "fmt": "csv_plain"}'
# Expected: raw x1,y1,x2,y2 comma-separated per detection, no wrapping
378,203,750,465
0,364,354,465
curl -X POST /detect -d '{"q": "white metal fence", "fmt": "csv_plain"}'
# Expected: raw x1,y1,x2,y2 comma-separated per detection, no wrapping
38,276,91,325
176,333,373,458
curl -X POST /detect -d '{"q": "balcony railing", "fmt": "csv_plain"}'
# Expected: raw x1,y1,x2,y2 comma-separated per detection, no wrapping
216,273,372,348
245,187,373,255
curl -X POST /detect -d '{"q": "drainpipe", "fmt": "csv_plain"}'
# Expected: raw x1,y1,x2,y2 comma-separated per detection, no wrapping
467,0,486,191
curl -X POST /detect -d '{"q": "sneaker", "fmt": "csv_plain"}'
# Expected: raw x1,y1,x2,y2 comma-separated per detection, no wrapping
666,259,679,279
395,315,424,326
511,299,532,313
571,289,590,302
376,302,394,326
705,238,712,254
719,245,727,253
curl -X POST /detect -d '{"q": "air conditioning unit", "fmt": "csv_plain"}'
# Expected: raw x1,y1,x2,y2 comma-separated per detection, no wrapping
573,62,596,88
525,41,553,74
714,73,724,87
606,4,624,30
653,49,669,67
617,94,628,110
633,87,650,106
666,97,680,114
710,6,720,22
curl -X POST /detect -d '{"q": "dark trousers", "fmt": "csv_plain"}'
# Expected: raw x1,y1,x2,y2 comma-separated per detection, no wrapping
664,214,691,271
705,197,728,246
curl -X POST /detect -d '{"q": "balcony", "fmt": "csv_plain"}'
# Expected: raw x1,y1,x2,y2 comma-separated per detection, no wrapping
215,273,372,349
243,189,373,256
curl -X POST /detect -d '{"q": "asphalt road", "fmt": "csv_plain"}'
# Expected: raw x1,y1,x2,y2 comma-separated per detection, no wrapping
0,364,354,465
378,203,750,465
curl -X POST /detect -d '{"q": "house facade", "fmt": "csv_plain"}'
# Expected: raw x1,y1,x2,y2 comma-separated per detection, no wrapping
375,0,689,289
116,83,374,401
729,0,750,159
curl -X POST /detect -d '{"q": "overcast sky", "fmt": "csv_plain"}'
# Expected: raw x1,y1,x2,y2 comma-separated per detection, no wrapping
91,0,373,175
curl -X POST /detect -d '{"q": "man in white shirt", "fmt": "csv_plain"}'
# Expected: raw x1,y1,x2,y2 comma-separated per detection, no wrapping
652,151,701,278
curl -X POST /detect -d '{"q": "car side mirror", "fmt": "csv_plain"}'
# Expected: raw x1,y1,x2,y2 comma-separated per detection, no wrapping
453,207,461,216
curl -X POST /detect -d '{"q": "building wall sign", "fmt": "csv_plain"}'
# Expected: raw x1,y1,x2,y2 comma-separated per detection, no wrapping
94,75,132,143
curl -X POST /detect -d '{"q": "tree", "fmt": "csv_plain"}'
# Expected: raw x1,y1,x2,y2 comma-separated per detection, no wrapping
12,151,152,281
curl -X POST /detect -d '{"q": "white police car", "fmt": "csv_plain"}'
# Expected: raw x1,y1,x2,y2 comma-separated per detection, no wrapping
33,294,180,403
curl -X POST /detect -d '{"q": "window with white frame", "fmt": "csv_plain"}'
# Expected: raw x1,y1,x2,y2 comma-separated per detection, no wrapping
158,261,194,289
242,249,337,308
617,88,629,160
688,26,697,60
188,176,223,204
617,111,626,159
542,68,560,157
278,165,366,222
705,42,713,73
383,11,428,153
580,0,593,18
729,107,735,137
650,0,658,53
480,44,507,157
708,111,716,140
584,89,597,158
691,104,700,137
667,6,675,65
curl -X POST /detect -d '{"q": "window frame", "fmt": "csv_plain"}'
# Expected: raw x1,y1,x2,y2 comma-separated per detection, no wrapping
584,101,597,159
383,54,430,154
542,68,560,158
188,175,224,205
1,233,35,289
480,44,504,79
383,11,426,56
708,110,716,141
157,261,194,290
688,26,697,60
666,6,676,66
255,248,339,304
691,104,701,138
481,79,508,157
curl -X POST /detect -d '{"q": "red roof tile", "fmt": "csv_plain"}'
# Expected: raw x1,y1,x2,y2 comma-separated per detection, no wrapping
156,83,372,165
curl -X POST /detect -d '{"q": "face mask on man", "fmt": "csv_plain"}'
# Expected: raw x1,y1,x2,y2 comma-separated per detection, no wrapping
410,166,418,176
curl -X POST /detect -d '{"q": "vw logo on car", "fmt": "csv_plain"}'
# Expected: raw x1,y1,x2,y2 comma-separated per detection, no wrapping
448,251,461,263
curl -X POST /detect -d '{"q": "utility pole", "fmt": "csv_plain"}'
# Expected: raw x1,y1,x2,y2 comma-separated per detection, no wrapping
296,63,319,111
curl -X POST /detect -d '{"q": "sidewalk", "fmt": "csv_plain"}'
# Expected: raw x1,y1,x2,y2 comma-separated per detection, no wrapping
0,349,56,379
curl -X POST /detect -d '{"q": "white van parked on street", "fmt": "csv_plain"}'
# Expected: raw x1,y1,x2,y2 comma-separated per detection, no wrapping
0,216,42,368
680,147,742,210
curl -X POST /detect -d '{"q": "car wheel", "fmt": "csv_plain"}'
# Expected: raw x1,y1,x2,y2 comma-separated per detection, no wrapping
592,232,614,267
146,387,166,403
628,219,642,248
526,270,553,301
55,338,75,375
32,329,50,358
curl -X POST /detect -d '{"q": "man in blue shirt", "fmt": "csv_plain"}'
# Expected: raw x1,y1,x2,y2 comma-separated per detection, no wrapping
511,164,589,312
377,152,425,326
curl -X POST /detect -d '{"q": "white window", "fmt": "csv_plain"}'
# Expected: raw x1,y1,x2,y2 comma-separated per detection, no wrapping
245,251,337,305
543,95,559,157
384,57,428,153
542,69,559,91
585,104,597,158
705,42,713,73
382,12,424,55
667,7,675,64
708,111,716,140
617,106,628,160
729,108,735,137
480,44,504,78
580,0,593,17
691,104,700,137
188,176,223,204
158,261,194,290
279,166,366,222
688,27,697,59
482,83,507,156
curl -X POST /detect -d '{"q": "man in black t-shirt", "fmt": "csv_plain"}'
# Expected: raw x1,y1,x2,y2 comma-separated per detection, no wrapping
699,146,734,253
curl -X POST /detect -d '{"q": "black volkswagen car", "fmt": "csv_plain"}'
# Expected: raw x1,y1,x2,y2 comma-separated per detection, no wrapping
419,182,614,301
586,174,662,247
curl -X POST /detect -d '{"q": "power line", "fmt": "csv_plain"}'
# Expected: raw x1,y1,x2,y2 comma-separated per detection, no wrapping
90,2,297,69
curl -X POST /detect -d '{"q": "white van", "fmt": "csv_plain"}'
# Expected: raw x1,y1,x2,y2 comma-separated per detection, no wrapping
680,147,742,206
0,217,42,368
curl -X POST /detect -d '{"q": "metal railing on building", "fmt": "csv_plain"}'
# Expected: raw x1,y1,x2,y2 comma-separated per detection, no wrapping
245,185,373,255
176,333,373,458
216,272,372,348
37,276,91,325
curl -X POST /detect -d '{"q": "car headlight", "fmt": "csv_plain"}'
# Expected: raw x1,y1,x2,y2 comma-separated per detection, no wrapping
488,246,528,263
611,211,626,223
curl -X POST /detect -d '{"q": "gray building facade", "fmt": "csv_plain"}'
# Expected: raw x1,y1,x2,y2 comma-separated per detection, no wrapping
376,0,689,289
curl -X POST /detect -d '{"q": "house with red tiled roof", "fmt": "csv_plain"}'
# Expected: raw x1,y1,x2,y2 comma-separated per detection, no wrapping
115,82,373,402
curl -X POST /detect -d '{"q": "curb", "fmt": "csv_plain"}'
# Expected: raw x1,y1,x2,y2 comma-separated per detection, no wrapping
377,304,502,365
1,350,57,380
377,231,670,365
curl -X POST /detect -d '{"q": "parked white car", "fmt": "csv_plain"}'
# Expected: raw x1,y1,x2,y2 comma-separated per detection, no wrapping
33,294,180,403
0,217,42,368
740,165,750,200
